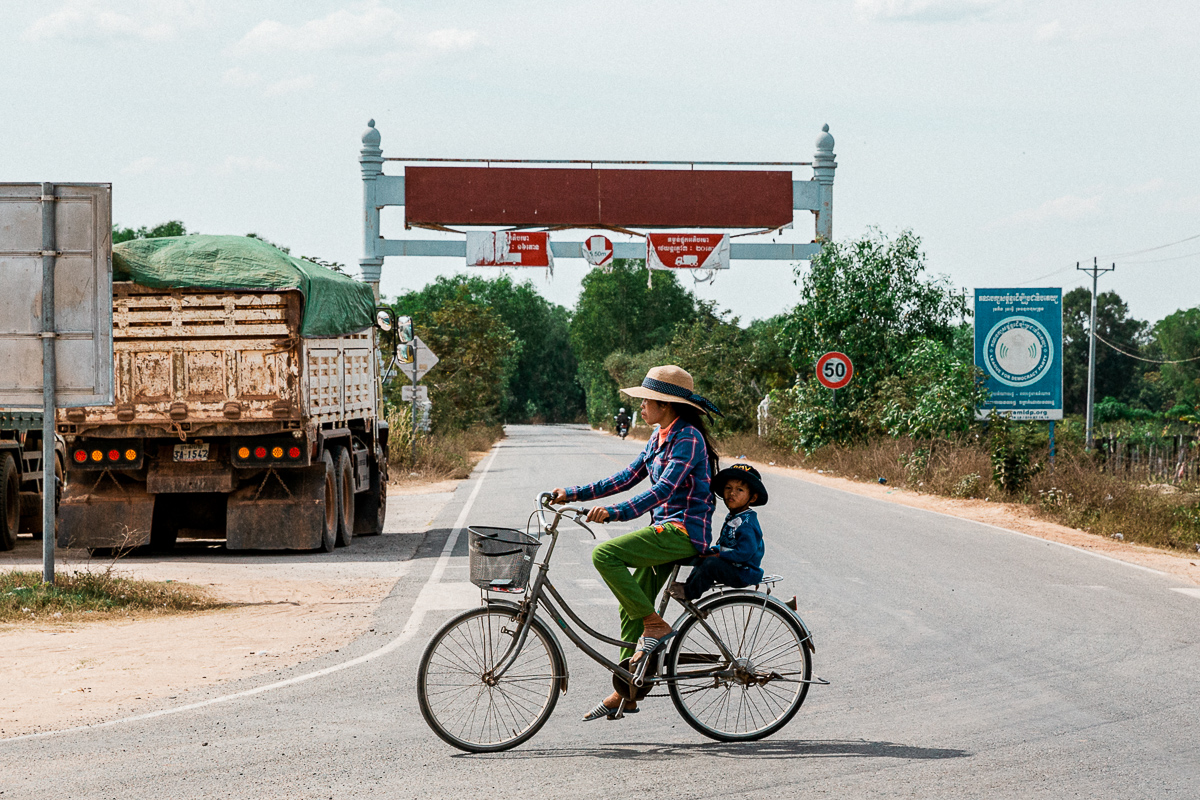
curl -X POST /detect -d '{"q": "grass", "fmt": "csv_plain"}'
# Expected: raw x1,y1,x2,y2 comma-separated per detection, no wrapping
0,568,222,624
386,406,505,483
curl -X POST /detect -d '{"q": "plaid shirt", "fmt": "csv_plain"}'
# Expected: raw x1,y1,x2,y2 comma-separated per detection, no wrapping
567,422,715,553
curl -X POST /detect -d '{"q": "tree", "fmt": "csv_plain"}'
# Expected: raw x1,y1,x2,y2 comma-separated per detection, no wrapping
1062,288,1147,414
390,275,584,422
393,289,520,431
777,230,967,447
1146,307,1200,413
112,220,187,243
570,259,698,423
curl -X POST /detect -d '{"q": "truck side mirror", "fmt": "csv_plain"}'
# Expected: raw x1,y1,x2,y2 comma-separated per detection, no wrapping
396,315,414,345
375,308,396,333
396,342,415,364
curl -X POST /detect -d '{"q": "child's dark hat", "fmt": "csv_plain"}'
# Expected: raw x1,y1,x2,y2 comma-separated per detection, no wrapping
712,463,768,507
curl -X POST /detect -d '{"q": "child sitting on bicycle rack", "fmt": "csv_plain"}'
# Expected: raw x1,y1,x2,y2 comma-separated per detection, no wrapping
668,463,767,603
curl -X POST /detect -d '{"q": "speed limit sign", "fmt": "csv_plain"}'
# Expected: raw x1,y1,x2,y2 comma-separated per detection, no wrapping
815,351,854,390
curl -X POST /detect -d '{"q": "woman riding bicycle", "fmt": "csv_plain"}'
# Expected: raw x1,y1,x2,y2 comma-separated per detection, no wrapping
551,364,720,721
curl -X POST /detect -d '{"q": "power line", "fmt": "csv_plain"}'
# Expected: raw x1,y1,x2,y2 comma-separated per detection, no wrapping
1123,248,1200,265
1100,231,1200,259
1094,331,1200,364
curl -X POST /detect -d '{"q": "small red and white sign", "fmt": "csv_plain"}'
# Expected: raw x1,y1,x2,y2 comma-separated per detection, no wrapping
466,231,553,268
582,235,614,268
646,233,730,271
815,351,853,390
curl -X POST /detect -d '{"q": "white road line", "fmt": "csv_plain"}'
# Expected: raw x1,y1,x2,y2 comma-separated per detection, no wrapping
1170,588,1200,599
1,442,505,745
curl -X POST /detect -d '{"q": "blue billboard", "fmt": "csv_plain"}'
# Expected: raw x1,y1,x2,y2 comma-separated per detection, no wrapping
974,288,1063,420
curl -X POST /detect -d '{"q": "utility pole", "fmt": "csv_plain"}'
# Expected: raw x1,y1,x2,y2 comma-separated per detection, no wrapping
1077,257,1115,450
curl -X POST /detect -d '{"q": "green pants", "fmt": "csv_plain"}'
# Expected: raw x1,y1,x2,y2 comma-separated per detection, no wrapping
591,523,698,660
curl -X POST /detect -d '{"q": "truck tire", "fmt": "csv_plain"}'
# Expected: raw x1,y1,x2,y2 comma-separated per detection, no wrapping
335,447,355,547
354,445,387,536
1,453,18,551
319,450,337,553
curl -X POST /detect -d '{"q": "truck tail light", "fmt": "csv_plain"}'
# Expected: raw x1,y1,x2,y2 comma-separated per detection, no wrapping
233,438,308,467
69,439,144,470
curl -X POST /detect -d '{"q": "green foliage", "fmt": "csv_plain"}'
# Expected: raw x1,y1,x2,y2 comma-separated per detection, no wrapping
779,230,968,447
1062,288,1148,414
569,259,698,423
875,339,987,440
988,414,1042,495
392,275,583,422
112,220,187,244
389,288,520,431
1148,306,1200,413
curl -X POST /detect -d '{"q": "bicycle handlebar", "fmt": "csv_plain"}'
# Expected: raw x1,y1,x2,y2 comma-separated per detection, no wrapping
535,493,596,539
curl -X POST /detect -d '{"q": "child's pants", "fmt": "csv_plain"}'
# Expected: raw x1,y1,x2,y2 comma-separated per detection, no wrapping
683,557,751,600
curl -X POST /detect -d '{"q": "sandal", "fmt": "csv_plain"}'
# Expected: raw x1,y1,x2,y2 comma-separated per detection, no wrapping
582,700,639,721
633,629,677,659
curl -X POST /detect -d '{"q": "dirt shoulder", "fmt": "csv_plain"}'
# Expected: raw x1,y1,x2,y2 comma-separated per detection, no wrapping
0,479,460,738
752,460,1200,586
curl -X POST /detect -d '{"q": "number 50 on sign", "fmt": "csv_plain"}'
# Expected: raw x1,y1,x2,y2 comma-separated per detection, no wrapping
815,351,853,390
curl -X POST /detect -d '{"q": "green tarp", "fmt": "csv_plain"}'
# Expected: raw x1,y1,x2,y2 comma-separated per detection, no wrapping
112,235,376,338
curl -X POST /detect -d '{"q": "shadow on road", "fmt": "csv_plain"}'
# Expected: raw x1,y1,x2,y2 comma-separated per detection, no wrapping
458,738,971,762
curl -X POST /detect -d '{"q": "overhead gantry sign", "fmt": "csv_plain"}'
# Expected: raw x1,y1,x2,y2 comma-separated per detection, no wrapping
357,121,837,295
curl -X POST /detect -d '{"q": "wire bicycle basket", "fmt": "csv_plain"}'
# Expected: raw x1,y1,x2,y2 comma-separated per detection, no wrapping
467,526,541,591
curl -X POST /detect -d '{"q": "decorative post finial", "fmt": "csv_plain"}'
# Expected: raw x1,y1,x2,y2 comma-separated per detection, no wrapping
812,124,837,242
359,119,385,292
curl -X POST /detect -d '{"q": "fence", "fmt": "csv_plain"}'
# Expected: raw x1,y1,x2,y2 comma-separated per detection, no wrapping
1096,435,1199,483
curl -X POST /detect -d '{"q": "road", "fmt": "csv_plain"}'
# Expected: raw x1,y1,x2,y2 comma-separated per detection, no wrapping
3,424,1199,798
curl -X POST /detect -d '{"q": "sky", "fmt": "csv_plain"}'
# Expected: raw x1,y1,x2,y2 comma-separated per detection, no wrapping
3,0,1198,327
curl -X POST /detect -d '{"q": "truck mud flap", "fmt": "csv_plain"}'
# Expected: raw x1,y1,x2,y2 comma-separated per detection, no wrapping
226,466,324,550
57,483,154,549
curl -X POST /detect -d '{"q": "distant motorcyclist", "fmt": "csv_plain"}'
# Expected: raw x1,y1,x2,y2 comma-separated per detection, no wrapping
614,407,632,439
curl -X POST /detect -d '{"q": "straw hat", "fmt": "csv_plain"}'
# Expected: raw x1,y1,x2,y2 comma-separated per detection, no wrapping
621,365,723,417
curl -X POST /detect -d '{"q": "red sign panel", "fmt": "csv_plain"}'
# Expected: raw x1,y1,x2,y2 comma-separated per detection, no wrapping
647,233,730,270
465,231,552,267
582,235,614,268
405,167,793,229
815,352,854,390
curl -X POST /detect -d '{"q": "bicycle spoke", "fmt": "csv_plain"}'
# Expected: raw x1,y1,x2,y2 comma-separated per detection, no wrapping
419,608,560,751
668,598,811,740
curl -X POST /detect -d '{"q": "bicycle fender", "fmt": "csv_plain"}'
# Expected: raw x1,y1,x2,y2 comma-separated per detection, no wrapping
485,599,571,694
687,590,816,655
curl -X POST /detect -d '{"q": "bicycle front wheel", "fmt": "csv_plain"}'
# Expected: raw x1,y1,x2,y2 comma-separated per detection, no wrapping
666,595,812,741
417,605,564,752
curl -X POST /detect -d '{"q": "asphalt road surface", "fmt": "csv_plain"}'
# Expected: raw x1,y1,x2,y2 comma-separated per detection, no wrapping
3,424,1199,799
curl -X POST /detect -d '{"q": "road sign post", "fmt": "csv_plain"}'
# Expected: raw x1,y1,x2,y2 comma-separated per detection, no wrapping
1,182,112,583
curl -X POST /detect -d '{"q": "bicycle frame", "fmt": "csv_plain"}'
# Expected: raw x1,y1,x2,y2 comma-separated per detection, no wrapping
487,497,784,689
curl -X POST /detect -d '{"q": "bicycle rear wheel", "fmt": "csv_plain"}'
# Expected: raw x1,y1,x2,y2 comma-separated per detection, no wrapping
666,594,812,741
417,605,564,752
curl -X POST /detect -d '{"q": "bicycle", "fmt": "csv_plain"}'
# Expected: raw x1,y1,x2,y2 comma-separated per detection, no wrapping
416,493,828,753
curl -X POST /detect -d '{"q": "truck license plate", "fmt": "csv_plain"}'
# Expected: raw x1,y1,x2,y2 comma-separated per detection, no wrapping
173,443,210,462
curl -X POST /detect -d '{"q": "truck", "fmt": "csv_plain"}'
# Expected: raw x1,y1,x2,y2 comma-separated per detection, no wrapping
54,234,391,553
0,411,64,551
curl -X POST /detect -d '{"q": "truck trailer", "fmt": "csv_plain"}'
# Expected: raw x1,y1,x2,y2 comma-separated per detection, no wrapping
55,235,389,553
